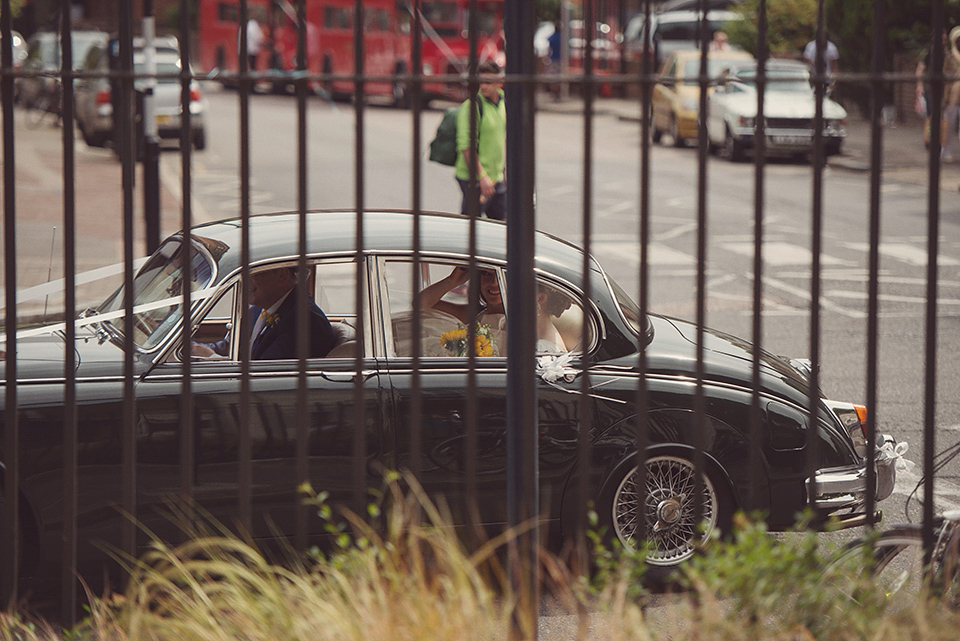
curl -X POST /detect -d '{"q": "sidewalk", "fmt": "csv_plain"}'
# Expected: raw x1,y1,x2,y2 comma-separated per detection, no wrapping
535,93,960,188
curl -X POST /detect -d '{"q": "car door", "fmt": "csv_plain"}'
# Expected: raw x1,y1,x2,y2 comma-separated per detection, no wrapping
652,54,679,132
376,257,593,536
135,258,387,547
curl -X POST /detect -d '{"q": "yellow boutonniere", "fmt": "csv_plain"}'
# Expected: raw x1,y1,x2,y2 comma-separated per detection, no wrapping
261,310,280,327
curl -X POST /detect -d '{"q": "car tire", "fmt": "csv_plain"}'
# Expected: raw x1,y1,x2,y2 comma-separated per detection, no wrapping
670,115,685,148
81,123,108,148
651,123,663,144
193,129,207,151
393,63,410,109
722,127,744,162
599,453,732,583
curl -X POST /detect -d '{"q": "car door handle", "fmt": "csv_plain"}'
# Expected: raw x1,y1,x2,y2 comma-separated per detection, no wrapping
321,370,376,383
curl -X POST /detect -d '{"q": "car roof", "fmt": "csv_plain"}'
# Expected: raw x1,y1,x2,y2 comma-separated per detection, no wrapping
184,211,603,288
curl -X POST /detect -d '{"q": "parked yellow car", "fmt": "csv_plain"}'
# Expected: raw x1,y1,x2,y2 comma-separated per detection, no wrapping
652,49,753,147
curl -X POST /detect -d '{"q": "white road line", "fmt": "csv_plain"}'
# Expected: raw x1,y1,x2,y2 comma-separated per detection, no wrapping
654,221,698,242
591,241,697,266
778,271,960,288
826,290,960,305
160,156,214,223
843,242,960,267
763,276,865,318
721,241,853,266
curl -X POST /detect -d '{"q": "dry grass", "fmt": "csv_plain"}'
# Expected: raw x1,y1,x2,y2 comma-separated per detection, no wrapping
4,479,960,641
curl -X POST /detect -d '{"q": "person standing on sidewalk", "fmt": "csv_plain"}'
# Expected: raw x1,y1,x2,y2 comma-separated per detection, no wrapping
916,28,960,157
942,27,960,161
456,60,507,221
243,17,264,71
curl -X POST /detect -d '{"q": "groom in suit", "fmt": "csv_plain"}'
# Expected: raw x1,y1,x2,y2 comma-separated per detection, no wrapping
193,266,336,360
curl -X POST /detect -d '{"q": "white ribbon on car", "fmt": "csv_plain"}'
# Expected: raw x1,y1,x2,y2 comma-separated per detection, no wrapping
536,352,627,405
537,352,577,384
0,286,220,344
878,440,916,473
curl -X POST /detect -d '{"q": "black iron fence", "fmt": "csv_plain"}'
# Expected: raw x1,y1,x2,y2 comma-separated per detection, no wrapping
0,0,954,635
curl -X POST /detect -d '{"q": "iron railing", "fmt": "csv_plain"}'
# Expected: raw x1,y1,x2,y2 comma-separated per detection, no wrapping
0,0,950,636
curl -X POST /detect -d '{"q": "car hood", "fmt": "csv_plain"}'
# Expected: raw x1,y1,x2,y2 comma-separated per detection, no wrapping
0,323,128,382
646,313,812,401
718,91,847,120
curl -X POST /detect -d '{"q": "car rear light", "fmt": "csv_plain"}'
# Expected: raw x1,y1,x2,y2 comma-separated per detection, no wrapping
190,87,202,103
95,88,111,106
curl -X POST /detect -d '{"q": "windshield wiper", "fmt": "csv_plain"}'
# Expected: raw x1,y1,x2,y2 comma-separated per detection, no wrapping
79,308,114,344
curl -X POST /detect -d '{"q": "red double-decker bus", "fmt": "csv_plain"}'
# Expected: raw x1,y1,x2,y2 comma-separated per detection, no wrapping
196,0,504,106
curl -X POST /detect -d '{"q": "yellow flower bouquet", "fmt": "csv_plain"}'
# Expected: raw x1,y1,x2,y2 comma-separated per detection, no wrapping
439,323,496,357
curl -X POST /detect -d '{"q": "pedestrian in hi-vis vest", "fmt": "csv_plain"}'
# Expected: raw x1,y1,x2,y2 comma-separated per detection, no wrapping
455,60,507,220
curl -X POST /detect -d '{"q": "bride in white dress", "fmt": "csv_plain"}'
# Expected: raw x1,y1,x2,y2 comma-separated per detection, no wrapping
535,284,572,354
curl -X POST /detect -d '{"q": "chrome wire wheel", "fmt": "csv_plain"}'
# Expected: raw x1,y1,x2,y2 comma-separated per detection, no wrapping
612,455,720,566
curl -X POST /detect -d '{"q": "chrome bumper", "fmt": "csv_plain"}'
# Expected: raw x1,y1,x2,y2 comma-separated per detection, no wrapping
806,433,897,518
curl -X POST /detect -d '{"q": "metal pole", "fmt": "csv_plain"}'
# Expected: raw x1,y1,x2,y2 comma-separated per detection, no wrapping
560,1,570,101
504,0,538,637
142,0,161,253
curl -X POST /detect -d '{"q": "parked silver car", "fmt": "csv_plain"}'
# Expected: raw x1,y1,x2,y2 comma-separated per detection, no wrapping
75,35,207,150
706,59,847,161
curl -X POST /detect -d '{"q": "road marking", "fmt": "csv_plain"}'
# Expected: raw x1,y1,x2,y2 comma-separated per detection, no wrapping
843,242,960,266
826,290,960,305
779,271,960,288
592,241,696,266
721,241,853,266
762,276,865,318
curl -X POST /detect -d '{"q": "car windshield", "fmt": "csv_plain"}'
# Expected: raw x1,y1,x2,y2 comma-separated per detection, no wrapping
99,239,216,350
733,69,811,92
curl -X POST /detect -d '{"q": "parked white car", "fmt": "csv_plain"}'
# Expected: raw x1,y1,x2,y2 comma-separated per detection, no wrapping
75,35,207,151
705,59,846,162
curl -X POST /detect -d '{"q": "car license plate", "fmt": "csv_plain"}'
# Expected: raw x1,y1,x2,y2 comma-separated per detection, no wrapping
156,115,171,126
771,134,810,146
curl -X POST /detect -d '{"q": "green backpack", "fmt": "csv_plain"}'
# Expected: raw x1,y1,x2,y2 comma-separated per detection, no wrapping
428,100,484,166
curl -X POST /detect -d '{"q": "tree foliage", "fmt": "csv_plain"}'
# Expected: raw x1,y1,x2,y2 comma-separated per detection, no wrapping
726,0,960,114
0,0,24,19
727,0,820,59
728,0,960,70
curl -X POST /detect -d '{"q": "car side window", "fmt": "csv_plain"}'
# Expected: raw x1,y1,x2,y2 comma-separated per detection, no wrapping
312,260,357,325
383,259,506,357
535,279,586,354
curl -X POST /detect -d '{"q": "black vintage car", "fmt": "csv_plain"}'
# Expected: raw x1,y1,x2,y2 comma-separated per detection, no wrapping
1,210,895,590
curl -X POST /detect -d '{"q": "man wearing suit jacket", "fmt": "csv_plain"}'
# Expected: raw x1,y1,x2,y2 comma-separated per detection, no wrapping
192,266,336,360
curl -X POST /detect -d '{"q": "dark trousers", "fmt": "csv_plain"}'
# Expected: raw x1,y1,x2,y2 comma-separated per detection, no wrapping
457,178,506,221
